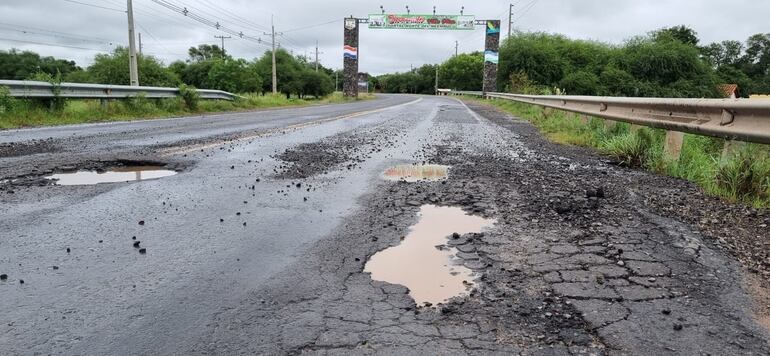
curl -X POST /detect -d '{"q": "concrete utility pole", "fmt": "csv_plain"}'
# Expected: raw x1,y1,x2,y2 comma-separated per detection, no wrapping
126,0,139,86
138,33,143,56
264,16,282,94
314,40,324,72
434,65,439,95
508,3,514,38
455,40,459,56
335,71,339,92
214,35,231,57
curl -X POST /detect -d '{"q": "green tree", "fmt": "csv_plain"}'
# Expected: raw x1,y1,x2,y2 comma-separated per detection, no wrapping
88,47,180,87
654,25,700,46
438,52,483,90
559,71,599,95
188,44,227,62
0,49,81,80
206,59,262,93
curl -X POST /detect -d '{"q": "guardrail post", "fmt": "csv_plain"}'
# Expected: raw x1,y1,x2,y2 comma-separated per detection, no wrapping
630,124,643,132
721,140,746,162
603,120,617,131
100,99,109,110
664,131,684,160
579,114,589,124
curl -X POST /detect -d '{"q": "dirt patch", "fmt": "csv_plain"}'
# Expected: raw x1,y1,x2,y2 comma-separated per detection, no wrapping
273,142,353,179
0,139,59,158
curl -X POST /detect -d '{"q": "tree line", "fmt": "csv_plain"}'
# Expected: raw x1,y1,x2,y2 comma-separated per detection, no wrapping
0,44,336,98
375,26,770,98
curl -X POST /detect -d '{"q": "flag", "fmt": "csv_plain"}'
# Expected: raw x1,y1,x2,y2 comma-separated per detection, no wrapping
344,45,358,60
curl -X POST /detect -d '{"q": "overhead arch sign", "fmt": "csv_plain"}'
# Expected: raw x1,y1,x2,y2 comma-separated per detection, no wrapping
368,14,475,30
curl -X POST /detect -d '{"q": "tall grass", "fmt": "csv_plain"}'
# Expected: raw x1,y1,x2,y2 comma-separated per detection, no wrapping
481,98,770,208
0,91,371,130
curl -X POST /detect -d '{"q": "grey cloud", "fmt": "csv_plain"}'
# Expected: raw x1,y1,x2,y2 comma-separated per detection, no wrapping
1,0,768,74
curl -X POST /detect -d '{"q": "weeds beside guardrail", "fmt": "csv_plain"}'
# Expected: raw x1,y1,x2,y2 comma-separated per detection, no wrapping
472,97,770,208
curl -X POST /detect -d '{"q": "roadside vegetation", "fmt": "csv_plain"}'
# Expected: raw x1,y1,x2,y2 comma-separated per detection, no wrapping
480,98,770,208
374,26,769,97
0,44,372,129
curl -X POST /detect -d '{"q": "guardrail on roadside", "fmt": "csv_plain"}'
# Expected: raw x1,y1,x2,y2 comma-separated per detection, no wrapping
452,90,770,159
0,80,239,101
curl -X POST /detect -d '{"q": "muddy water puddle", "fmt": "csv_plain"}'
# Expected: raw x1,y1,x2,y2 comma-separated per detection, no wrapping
382,164,449,182
364,205,495,305
46,166,177,185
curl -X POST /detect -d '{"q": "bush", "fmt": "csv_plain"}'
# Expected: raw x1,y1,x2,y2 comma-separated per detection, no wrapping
178,84,200,111
599,128,656,166
0,86,15,113
30,71,66,111
124,93,154,113
714,146,770,203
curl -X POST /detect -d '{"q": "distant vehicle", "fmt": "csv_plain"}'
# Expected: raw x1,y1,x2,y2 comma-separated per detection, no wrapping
442,18,456,25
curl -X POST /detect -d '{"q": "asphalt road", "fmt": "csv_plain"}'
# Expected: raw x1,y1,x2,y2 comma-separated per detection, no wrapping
1,95,769,355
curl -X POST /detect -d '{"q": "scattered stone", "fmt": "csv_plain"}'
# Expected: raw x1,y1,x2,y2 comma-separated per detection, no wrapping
52,266,59,270
66,247,70,253
19,279,24,284
0,274,7,281
138,248,147,254
673,323,683,331
138,220,145,226
133,241,141,248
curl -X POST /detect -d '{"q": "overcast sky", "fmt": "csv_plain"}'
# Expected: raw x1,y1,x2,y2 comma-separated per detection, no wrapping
0,0,768,75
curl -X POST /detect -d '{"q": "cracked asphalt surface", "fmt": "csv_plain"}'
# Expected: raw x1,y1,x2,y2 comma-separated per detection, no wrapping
1,95,769,355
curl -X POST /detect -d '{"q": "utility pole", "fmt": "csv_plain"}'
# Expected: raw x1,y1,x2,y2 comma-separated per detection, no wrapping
508,3,514,38
335,71,339,92
264,16,282,94
435,65,439,95
126,0,139,86
214,35,231,57
455,40,458,56
314,40,324,72
138,33,143,56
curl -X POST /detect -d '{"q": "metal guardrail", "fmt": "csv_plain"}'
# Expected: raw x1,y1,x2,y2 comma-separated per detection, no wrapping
452,91,770,145
0,80,239,101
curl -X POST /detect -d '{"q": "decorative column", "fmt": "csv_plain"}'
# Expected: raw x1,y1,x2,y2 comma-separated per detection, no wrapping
343,17,360,98
483,20,501,94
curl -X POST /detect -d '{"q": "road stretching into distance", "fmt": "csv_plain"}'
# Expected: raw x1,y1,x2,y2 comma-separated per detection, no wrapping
1,94,770,355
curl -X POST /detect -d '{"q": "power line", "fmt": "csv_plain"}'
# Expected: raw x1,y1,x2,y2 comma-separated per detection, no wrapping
146,0,270,49
513,0,540,23
0,22,117,44
193,0,270,32
0,36,110,52
61,0,125,13
283,19,341,33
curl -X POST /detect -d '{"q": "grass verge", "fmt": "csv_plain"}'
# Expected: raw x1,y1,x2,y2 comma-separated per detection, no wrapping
0,90,375,130
475,98,770,208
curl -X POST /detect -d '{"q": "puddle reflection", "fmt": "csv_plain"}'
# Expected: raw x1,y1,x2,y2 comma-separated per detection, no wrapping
382,164,449,182
46,166,177,185
364,205,495,305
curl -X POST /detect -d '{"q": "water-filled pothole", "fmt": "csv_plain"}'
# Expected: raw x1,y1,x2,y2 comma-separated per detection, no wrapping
382,164,449,182
45,166,177,185
364,205,495,306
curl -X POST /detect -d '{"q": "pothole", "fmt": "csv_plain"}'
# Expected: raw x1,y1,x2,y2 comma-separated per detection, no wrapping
364,205,495,306
382,164,449,182
45,165,177,186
